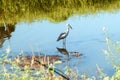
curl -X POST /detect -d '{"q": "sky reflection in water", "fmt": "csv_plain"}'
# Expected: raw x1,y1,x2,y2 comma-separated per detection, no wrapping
1,11,120,77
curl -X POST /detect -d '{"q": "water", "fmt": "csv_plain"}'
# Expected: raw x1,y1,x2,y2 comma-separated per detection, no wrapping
1,11,120,77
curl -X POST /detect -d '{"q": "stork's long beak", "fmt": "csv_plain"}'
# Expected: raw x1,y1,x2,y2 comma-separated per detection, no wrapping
69,25,72,29
66,24,72,29
68,24,72,29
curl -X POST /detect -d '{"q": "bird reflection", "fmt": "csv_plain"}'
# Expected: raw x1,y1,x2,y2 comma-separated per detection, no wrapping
56,47,83,61
56,47,69,60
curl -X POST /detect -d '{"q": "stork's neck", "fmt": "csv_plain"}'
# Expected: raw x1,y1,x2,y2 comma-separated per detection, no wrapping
67,27,70,32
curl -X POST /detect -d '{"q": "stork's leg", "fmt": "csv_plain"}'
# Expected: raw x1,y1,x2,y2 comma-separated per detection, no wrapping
65,38,66,45
63,39,65,47
63,38,66,48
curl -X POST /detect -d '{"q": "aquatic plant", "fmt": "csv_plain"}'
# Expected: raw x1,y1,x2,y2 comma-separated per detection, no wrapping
0,49,70,80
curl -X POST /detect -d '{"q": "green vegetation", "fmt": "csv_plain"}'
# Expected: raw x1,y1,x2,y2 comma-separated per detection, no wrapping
0,47,78,80
1,0,120,79
0,0,120,25
102,27,120,80
0,27,120,80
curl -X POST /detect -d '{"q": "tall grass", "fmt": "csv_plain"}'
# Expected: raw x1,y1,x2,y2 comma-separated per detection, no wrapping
1,27,120,80
0,0,120,25
0,48,68,80
102,27,120,80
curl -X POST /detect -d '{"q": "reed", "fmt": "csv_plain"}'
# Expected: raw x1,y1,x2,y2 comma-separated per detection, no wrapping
0,0,120,25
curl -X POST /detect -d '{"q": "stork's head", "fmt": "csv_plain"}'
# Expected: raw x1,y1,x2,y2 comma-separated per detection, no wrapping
66,24,72,29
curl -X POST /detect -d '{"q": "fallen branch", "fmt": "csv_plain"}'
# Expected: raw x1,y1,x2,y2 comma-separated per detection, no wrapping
35,59,70,80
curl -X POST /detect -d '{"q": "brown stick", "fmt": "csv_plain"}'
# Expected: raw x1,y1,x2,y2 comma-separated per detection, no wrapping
35,59,70,80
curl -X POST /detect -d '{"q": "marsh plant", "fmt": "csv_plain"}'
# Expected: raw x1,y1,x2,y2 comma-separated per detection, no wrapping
1,27,120,80
0,0,120,25
102,27,120,80
0,47,64,80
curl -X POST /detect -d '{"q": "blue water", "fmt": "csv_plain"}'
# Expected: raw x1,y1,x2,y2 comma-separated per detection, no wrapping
1,11,120,77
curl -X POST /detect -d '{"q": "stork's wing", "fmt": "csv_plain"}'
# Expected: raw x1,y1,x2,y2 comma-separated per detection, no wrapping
57,32,66,41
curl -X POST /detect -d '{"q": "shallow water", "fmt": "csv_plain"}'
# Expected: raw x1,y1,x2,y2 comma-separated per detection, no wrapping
1,11,120,77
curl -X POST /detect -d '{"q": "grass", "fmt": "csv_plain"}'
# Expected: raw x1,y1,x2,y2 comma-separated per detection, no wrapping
1,27,120,80
0,0,120,25
0,50,66,80
1,1,120,79
102,27,120,80
0,46,77,80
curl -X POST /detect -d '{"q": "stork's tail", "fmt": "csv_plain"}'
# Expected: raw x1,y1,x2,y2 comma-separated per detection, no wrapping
57,38,60,41
57,39,59,41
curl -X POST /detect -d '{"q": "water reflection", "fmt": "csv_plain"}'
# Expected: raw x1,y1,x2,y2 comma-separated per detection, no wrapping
56,47,69,60
1,11,120,77
0,24,15,48
56,46,82,61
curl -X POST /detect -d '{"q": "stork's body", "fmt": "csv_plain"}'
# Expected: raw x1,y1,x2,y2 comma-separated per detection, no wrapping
57,24,72,47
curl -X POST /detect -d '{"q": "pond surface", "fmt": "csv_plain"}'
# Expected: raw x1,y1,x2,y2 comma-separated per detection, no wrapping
1,11,120,77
